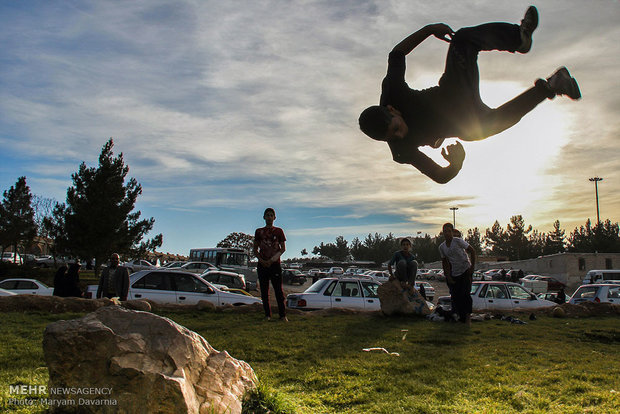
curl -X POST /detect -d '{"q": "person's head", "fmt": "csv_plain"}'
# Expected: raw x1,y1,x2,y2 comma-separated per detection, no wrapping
400,237,412,252
110,253,120,268
68,262,81,275
442,222,454,241
263,208,276,225
359,105,409,141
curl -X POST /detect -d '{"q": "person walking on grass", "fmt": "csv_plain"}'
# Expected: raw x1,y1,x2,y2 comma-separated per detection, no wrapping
359,6,580,184
387,237,418,291
439,222,476,326
253,208,288,321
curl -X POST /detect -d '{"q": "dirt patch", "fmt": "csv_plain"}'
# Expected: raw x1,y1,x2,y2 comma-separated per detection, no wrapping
0,295,110,313
476,302,620,319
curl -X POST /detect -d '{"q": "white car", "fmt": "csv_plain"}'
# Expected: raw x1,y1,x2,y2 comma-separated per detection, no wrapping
415,281,435,302
178,261,218,274
0,288,17,296
126,270,261,306
123,259,157,273
438,281,557,312
568,284,620,305
328,267,344,275
1,252,21,263
0,278,54,296
287,277,382,311
365,270,390,283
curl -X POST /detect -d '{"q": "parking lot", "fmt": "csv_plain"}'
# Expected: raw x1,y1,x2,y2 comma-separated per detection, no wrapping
280,276,450,304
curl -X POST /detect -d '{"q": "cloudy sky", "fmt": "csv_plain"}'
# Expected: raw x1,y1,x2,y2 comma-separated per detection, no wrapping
1,0,618,259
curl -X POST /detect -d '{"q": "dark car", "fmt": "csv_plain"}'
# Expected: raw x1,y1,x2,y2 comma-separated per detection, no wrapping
200,270,247,290
532,276,565,292
282,269,307,285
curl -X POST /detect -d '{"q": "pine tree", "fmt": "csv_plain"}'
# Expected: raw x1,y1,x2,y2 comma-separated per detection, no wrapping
63,139,162,274
0,177,37,260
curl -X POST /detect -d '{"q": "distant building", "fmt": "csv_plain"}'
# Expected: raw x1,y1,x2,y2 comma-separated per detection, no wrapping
477,252,620,287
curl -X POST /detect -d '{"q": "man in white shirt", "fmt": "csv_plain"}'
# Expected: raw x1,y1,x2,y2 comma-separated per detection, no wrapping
439,223,476,325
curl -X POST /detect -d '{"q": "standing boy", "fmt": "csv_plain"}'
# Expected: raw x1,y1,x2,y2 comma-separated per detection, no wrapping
253,208,287,321
439,223,476,325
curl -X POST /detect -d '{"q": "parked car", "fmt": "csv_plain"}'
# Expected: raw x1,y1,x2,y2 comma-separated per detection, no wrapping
0,288,17,296
328,267,344,275
178,261,218,274
365,270,390,283
519,275,540,284
86,270,261,306
0,278,54,296
282,269,307,285
34,255,77,268
484,269,503,280
424,269,444,280
200,270,247,291
307,269,322,277
162,261,187,269
529,276,565,292
437,281,557,312
286,277,382,311
568,284,620,305
537,292,566,304
123,259,157,273
415,281,435,302
1,252,21,264
581,269,620,285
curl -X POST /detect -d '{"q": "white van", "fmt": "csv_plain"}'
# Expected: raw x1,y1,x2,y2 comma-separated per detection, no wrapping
581,269,620,285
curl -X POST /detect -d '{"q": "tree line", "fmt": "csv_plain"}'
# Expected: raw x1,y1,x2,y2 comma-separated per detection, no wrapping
0,139,162,275
308,215,620,265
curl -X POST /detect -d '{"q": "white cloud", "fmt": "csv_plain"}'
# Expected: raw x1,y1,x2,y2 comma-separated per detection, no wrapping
1,0,618,256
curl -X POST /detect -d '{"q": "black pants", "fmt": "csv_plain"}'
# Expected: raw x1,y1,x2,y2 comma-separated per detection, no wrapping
395,259,418,285
439,23,551,141
257,263,286,318
448,271,473,322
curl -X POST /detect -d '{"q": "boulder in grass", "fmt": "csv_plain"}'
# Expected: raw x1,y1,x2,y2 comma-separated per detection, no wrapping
378,279,432,316
43,306,257,414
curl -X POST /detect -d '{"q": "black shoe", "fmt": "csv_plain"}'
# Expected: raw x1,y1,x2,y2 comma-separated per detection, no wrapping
547,67,582,100
517,6,538,53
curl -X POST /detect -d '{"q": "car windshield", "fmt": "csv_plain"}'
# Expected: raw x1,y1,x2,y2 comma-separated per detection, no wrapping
305,279,331,293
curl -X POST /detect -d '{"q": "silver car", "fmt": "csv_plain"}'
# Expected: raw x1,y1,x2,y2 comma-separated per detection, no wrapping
568,284,620,305
0,278,54,296
287,277,382,311
126,270,261,306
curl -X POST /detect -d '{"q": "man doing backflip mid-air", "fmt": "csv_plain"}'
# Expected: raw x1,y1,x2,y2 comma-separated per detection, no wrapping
359,6,580,184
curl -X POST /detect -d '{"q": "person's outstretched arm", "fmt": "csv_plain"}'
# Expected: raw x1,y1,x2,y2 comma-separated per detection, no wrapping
403,142,465,184
392,23,454,55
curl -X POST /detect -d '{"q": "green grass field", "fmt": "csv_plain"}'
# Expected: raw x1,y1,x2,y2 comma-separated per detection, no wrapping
1,309,619,413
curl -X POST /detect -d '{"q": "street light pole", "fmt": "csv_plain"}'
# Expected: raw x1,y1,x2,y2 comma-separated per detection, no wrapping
450,207,459,228
589,177,603,225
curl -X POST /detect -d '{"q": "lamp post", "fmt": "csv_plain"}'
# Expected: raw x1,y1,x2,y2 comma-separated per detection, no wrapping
589,177,603,225
450,207,459,228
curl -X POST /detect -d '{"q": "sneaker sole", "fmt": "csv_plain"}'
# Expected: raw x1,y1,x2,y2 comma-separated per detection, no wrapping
518,6,539,53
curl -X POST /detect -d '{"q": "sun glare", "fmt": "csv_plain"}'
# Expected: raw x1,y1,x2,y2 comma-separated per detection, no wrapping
420,80,573,229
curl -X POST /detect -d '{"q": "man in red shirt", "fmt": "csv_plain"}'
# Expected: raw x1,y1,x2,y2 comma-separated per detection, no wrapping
253,208,287,321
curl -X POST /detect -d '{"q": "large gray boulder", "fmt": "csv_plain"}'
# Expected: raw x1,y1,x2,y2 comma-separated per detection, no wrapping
43,306,257,413
378,279,431,316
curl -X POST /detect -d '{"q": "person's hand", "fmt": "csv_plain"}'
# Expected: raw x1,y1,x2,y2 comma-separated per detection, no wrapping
441,142,465,165
428,23,454,42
